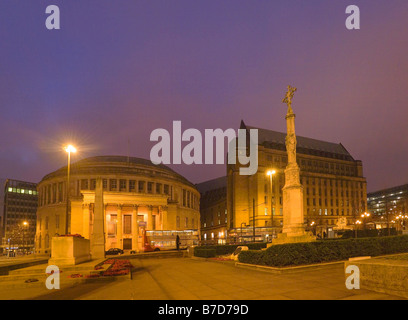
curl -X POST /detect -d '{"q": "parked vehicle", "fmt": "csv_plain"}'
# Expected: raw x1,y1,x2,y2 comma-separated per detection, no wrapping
105,248,124,255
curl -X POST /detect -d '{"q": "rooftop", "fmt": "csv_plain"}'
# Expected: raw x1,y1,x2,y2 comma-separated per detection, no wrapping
40,155,196,187
196,176,227,194
241,120,354,161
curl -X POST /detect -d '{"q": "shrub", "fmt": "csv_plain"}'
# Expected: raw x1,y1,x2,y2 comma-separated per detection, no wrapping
341,228,397,239
238,235,408,267
194,248,216,258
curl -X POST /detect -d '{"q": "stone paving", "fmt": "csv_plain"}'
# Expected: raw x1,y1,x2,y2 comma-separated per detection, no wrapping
0,257,403,300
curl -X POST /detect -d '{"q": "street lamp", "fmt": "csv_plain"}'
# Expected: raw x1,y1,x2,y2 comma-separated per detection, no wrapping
361,212,370,230
266,170,276,230
64,144,77,235
22,221,28,255
396,214,408,231
310,221,316,235
355,220,362,238
240,222,246,243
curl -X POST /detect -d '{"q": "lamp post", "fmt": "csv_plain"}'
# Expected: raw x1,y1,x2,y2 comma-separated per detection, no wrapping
240,222,246,243
355,220,362,238
396,214,408,231
22,221,28,255
361,212,370,230
266,170,276,230
64,145,76,235
310,221,316,235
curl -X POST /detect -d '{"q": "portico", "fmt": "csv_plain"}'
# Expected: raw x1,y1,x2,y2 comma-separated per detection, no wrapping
71,191,169,252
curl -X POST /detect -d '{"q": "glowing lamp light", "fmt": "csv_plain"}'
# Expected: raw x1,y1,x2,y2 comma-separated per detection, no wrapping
64,145,77,153
267,170,276,176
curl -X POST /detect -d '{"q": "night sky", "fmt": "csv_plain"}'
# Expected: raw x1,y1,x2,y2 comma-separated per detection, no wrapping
0,0,407,192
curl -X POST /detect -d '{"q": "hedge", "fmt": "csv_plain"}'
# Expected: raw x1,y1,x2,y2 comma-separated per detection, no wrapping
194,248,216,258
195,243,267,256
238,235,408,267
341,228,397,239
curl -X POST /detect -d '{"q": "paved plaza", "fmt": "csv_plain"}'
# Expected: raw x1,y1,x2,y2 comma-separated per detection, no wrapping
0,257,404,300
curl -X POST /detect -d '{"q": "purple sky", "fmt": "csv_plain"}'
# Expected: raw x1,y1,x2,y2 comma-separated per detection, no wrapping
0,0,407,192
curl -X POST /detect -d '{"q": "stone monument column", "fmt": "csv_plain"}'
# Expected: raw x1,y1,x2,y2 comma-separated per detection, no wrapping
271,86,315,245
91,178,106,259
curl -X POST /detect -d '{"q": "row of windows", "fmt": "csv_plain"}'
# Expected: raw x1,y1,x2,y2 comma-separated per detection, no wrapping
306,207,366,216
38,179,199,211
266,155,359,176
182,189,199,210
7,187,38,195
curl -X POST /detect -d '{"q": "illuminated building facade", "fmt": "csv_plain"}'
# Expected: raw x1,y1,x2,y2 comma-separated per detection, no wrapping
367,184,408,231
227,121,368,239
197,177,227,245
1,179,38,253
35,156,200,254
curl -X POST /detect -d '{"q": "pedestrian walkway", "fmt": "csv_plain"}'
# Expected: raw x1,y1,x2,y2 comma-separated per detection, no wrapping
7,257,402,300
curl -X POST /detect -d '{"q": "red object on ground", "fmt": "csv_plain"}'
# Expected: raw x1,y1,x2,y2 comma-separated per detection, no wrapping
102,259,133,277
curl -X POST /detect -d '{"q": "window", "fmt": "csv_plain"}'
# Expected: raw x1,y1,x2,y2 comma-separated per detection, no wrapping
124,215,131,234
103,179,108,190
90,179,96,190
110,179,117,191
120,179,127,191
164,184,169,195
55,215,60,229
81,179,88,190
147,182,153,193
156,183,161,194
138,181,145,192
107,215,117,236
129,180,136,192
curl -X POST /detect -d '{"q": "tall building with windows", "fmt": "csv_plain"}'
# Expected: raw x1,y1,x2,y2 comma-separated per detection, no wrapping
1,179,38,253
0,179,5,250
227,121,367,239
367,184,408,230
196,176,227,245
35,156,200,254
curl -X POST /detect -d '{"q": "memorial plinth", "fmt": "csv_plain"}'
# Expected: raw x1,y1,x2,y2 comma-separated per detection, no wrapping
49,236,91,266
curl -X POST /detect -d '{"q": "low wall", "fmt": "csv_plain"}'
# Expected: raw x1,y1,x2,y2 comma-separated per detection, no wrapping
345,256,408,299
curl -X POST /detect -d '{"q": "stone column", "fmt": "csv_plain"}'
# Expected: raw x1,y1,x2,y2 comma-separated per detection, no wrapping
147,205,153,230
91,178,105,259
161,206,168,230
104,204,108,246
132,205,139,252
161,206,164,230
271,86,315,245
82,203,90,239
117,204,123,249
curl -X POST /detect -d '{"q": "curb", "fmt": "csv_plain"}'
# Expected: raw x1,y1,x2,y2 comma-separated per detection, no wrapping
235,260,345,274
